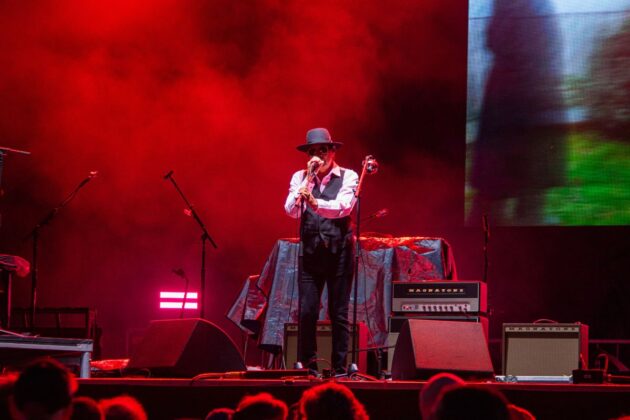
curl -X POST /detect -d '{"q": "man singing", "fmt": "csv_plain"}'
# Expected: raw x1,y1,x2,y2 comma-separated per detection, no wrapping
284,127,359,375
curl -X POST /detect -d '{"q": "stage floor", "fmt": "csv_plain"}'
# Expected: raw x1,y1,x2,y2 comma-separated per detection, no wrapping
76,376,630,420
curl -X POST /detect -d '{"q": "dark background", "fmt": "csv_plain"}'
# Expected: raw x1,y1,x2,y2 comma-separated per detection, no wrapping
0,0,627,363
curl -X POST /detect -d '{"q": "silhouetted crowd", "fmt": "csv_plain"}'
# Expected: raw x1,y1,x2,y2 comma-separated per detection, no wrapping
0,359,150,420
3,357,627,419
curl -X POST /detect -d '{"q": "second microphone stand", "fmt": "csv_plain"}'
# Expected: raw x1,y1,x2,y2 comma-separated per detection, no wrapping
349,156,378,373
26,172,96,329
164,171,217,320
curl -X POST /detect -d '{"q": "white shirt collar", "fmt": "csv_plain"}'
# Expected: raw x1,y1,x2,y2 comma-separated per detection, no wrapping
319,163,340,183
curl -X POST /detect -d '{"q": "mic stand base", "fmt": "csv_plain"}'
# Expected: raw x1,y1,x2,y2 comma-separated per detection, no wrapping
0,328,28,337
348,363,359,374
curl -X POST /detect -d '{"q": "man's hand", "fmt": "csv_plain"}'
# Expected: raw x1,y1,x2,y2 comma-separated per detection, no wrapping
298,187,318,210
307,156,324,177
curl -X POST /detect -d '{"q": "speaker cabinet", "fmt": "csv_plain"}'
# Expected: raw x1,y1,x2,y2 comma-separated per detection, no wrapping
127,318,245,377
284,322,367,372
503,323,588,376
391,319,494,380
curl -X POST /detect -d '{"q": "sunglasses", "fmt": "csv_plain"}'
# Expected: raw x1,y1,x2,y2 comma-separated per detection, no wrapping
307,145,333,156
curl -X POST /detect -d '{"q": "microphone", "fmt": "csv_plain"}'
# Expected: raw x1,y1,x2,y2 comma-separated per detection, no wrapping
79,170,98,187
307,158,322,177
173,268,186,278
163,170,174,180
363,208,389,222
374,208,389,218
363,155,379,174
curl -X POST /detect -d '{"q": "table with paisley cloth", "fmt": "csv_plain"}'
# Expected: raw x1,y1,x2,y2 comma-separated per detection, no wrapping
227,236,457,354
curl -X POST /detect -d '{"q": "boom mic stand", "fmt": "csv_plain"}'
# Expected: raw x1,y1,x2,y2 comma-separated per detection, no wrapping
348,155,378,374
26,170,98,330
163,170,217,320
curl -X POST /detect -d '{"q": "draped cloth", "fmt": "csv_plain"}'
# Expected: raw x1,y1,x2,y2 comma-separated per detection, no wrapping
226,236,457,354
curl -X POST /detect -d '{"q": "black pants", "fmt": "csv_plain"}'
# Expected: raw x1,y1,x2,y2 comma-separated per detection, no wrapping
298,241,354,371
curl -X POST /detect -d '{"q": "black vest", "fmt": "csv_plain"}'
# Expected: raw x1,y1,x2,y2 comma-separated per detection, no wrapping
301,169,352,255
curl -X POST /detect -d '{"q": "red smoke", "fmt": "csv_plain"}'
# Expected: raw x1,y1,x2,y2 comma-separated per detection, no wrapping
0,0,467,357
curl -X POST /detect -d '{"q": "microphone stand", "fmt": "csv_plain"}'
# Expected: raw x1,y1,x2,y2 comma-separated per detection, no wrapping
0,151,4,202
164,171,217,320
173,269,191,320
482,214,489,283
294,168,315,370
26,172,96,330
349,156,377,373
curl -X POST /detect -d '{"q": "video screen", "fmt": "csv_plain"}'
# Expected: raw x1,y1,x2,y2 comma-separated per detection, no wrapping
466,0,630,225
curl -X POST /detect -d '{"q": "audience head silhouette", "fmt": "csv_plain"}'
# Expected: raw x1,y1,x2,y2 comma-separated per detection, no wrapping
232,392,287,420
299,382,369,420
432,386,510,420
205,407,234,420
12,358,77,420
70,396,103,420
99,395,147,420
420,373,466,419
507,403,536,420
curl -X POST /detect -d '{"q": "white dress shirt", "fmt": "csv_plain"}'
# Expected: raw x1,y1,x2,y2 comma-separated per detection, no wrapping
284,163,359,219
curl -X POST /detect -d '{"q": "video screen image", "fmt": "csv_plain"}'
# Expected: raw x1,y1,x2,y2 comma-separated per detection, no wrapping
466,0,630,225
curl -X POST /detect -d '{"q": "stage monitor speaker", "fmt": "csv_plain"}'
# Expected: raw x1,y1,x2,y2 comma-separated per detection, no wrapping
391,319,494,380
503,323,588,376
284,322,368,372
387,315,489,371
127,318,245,377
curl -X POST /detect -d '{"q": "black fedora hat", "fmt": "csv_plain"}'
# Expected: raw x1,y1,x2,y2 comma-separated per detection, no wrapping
296,127,344,152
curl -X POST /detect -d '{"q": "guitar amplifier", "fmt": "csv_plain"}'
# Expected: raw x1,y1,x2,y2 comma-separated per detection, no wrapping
392,281,487,314
284,322,368,372
503,323,588,376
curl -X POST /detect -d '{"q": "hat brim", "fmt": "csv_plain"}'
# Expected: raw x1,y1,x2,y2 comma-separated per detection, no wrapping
296,141,344,152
